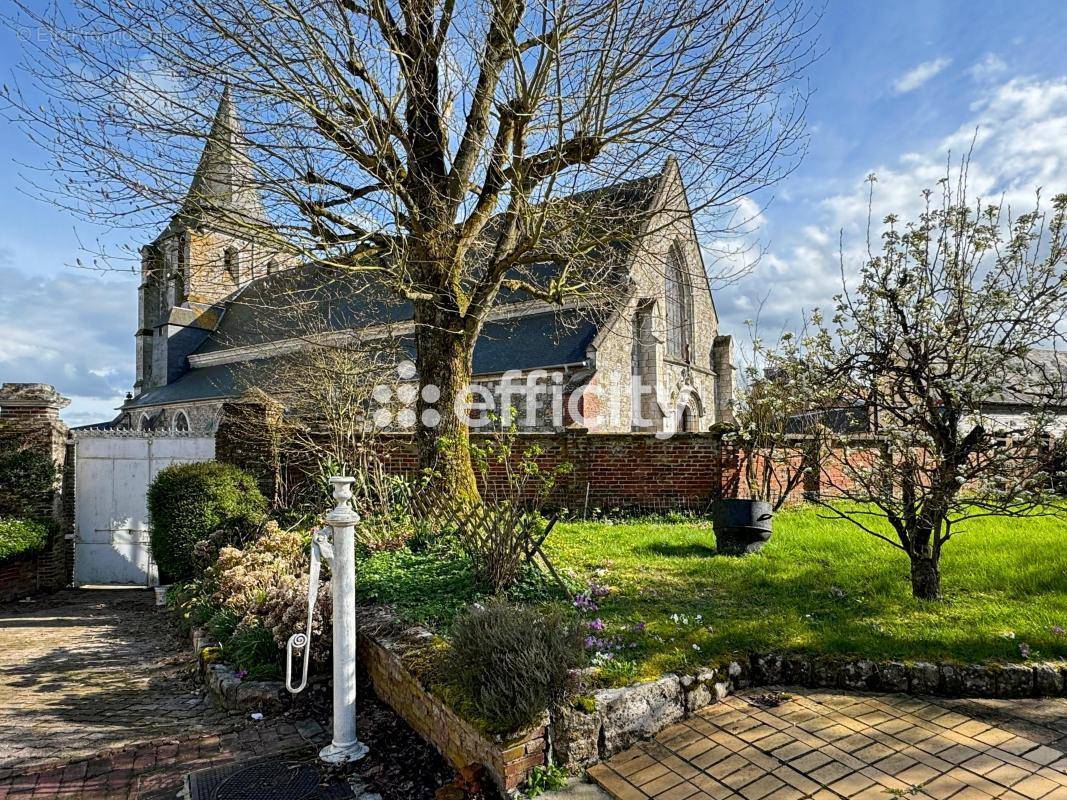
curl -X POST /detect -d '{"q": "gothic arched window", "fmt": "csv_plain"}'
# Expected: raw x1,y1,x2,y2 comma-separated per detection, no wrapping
138,413,151,431
224,247,240,283
172,410,190,432
665,245,692,361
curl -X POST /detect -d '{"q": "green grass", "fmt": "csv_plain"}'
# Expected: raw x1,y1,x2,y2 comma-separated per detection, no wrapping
547,506,1067,681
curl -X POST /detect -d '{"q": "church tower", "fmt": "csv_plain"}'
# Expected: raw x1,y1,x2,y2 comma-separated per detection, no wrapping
134,87,288,396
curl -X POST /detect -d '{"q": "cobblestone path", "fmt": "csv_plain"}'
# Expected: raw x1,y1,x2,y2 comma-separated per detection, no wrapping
0,590,316,799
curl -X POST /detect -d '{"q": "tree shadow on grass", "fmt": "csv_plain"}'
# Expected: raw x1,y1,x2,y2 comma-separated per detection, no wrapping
636,542,718,559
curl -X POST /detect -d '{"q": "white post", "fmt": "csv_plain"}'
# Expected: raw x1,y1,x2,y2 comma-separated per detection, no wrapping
319,476,369,764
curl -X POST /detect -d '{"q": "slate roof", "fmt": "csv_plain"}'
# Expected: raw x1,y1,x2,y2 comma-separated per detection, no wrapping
155,87,267,241
984,349,1067,408
126,308,598,408
127,168,666,410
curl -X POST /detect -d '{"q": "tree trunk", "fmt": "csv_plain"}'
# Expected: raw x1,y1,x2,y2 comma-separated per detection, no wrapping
413,309,480,503
908,553,941,600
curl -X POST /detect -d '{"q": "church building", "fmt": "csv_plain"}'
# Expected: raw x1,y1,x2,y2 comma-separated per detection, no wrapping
114,91,735,435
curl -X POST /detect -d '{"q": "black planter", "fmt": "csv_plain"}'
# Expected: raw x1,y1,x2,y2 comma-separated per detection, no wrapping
712,499,773,555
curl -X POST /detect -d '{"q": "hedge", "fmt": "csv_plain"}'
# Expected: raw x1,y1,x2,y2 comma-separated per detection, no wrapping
0,517,50,563
147,461,267,582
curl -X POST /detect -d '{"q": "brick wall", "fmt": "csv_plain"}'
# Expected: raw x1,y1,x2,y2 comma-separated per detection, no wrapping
0,557,38,603
215,400,876,513
0,383,72,596
216,399,736,512
358,607,546,793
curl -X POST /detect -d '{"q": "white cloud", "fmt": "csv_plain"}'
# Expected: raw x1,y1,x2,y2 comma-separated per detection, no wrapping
893,57,952,94
718,74,1067,340
968,53,1007,83
0,263,135,425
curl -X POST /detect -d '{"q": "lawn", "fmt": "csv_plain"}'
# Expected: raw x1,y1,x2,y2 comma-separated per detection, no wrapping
357,504,1067,684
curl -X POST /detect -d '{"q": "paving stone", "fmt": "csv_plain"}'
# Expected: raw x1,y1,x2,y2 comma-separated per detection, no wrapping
0,590,318,800
590,689,1067,800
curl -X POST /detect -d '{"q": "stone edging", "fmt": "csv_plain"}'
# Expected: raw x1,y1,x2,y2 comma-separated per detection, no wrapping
552,653,1067,771
748,652,1067,698
189,616,1067,794
190,627,287,715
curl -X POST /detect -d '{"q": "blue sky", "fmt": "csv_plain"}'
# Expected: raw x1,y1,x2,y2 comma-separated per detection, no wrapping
3,0,1067,425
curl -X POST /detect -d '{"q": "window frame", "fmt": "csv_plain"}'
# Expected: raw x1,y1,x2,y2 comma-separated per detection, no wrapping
664,243,693,362
172,410,190,432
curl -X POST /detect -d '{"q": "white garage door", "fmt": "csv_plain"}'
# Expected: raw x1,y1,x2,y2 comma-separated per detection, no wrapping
72,431,215,586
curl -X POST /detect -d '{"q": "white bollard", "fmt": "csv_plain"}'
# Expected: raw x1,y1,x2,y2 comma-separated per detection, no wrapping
319,476,368,764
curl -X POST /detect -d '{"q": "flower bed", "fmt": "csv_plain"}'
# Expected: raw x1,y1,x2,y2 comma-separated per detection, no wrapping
357,606,550,794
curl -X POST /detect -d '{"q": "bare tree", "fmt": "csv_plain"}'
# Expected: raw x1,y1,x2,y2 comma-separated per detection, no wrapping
807,169,1067,600
220,273,411,508
6,0,815,497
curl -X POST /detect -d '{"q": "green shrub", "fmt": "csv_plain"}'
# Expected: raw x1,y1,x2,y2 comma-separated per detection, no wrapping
0,517,50,562
166,580,218,633
147,461,267,582
448,599,583,734
0,450,57,518
524,764,569,797
205,608,241,644
225,621,282,680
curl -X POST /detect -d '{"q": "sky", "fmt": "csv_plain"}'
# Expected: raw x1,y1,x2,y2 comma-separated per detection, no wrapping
3,0,1067,425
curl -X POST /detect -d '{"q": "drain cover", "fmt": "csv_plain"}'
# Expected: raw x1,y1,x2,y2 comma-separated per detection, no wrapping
186,757,356,800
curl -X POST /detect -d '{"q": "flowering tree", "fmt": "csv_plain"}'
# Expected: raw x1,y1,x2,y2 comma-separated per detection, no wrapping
721,318,836,511
809,172,1067,600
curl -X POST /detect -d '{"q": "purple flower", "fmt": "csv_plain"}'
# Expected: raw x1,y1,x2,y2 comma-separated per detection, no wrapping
573,593,599,614
630,621,647,634
589,583,611,598
587,618,606,632
235,669,248,680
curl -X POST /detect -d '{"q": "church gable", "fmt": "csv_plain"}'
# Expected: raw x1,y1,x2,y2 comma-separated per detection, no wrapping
124,104,733,434
584,159,733,432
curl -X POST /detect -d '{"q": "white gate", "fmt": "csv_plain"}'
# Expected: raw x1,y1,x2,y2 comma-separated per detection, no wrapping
72,430,215,586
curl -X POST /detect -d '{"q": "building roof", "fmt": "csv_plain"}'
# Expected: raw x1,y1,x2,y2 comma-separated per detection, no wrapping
155,86,267,241
126,308,597,409
985,348,1067,408
128,165,670,411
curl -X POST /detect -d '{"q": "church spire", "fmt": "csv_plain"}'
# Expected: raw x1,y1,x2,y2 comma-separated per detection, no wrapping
180,85,266,227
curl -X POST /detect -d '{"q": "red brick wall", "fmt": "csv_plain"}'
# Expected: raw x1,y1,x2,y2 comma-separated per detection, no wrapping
0,557,39,603
0,528,66,602
216,402,736,512
215,401,876,513
358,616,546,793
0,384,71,595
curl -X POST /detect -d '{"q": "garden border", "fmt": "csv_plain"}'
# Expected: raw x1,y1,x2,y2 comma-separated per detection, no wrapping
187,612,1067,795
357,606,549,795
554,653,1067,771
190,627,287,715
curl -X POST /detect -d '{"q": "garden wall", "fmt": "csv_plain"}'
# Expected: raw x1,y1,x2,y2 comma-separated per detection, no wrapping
215,401,879,513
216,401,745,512
357,607,548,794
0,383,73,598
0,530,67,603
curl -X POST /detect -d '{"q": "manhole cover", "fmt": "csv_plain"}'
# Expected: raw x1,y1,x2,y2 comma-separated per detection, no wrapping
186,757,356,800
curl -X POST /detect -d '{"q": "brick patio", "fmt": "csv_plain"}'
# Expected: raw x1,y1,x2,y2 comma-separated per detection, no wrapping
589,690,1067,800
0,590,320,799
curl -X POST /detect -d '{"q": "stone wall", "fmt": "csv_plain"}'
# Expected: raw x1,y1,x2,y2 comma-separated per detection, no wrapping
0,383,72,596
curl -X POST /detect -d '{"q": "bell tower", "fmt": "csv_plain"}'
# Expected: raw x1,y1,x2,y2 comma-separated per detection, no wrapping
133,87,287,395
